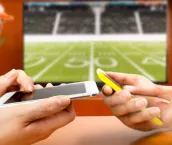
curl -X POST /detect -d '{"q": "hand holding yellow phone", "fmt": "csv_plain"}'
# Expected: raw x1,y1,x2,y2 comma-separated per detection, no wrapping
96,68,163,126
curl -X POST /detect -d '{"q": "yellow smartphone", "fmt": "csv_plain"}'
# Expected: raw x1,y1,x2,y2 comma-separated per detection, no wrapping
96,68,163,126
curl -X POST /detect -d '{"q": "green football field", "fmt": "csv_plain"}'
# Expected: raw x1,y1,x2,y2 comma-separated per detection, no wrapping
24,41,166,83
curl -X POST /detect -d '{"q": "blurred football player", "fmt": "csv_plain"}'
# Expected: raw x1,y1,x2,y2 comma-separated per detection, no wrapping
0,4,13,34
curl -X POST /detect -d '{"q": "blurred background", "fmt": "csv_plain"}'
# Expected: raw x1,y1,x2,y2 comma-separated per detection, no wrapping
23,1,167,84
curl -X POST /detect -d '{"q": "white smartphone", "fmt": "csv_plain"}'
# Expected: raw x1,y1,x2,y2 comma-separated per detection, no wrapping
0,81,99,107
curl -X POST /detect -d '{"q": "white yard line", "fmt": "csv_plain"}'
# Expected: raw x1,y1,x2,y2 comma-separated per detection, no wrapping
134,11,143,34
52,13,62,35
89,42,94,81
26,52,59,56
110,45,156,81
33,46,74,81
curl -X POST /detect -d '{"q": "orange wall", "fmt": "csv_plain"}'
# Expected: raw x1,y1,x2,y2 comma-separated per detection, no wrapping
0,1,23,75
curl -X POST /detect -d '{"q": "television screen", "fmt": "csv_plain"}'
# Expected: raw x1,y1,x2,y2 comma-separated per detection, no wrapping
24,1,167,84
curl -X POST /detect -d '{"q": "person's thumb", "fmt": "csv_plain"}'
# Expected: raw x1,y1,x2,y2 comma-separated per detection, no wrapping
0,69,18,96
20,96,71,123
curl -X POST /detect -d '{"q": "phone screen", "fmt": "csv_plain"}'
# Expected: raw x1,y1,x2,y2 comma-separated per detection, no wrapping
4,83,87,104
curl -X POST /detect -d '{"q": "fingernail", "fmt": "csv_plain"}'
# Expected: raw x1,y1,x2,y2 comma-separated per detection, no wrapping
58,96,70,107
124,86,134,91
136,99,146,108
150,108,160,117
28,85,33,92
120,91,130,101
6,69,16,79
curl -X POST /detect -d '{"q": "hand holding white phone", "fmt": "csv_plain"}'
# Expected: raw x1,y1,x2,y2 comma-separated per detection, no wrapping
0,81,99,107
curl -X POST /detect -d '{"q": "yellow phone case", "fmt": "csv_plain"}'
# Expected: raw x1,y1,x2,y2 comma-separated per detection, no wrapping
97,68,163,126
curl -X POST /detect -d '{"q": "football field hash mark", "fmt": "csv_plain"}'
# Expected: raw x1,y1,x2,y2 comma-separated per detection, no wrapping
109,44,156,81
69,52,86,56
129,43,165,61
26,52,59,56
33,46,75,81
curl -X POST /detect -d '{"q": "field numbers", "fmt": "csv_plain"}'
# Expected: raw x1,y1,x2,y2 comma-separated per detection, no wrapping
65,57,118,68
94,57,118,68
64,57,89,68
142,57,165,66
25,57,45,68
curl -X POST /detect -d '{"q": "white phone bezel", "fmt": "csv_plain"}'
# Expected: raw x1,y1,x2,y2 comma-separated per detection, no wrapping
69,81,99,99
0,81,99,108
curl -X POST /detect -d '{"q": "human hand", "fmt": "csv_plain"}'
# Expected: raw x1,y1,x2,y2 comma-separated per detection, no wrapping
102,72,170,131
0,85,75,145
0,69,34,97
0,70,75,145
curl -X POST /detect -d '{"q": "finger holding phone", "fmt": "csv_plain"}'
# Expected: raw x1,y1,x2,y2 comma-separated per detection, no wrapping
100,70,172,131
0,69,75,145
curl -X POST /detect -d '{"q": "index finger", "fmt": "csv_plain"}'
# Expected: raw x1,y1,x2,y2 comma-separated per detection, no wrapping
16,70,34,92
106,72,139,86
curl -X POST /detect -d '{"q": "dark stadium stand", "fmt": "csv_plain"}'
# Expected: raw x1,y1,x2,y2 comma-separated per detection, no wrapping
101,7,138,34
58,11,94,34
24,11,56,34
24,6,166,35
140,11,166,33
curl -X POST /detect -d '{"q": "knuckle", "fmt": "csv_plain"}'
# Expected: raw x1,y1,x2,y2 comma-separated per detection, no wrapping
28,77,34,83
147,113,154,120
111,111,118,117
36,130,50,141
69,111,76,122
121,77,127,84
17,69,25,74
130,101,139,112
123,90,130,96
128,114,140,124
120,90,131,101
113,111,121,117
127,116,134,124
119,102,134,115
119,116,133,127
39,101,58,114
127,116,137,125
104,96,116,107
131,74,141,84
111,106,122,116
63,113,76,124
103,97,108,104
